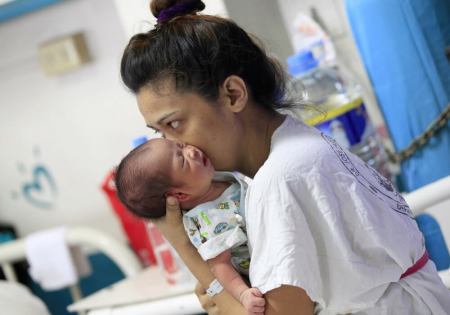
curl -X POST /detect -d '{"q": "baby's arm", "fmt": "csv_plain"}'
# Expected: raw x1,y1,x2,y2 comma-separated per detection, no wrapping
208,250,265,314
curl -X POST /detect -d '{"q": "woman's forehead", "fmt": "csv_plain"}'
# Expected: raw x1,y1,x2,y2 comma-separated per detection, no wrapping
137,87,214,121
136,89,180,124
137,86,176,110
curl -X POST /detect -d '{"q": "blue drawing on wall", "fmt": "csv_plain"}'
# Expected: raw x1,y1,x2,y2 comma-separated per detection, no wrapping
13,147,57,209
22,165,57,209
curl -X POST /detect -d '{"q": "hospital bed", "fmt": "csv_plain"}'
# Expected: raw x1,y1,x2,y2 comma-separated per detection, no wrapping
0,226,143,314
403,175,450,288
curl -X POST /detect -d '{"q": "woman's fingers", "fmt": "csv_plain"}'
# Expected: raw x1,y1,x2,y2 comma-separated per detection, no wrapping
195,282,218,312
151,197,186,245
165,196,182,223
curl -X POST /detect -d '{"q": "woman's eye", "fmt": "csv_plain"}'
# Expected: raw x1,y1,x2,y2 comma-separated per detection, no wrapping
147,125,161,135
169,121,180,129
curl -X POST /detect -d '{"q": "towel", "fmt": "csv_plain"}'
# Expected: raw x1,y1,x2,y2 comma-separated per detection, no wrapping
25,227,91,291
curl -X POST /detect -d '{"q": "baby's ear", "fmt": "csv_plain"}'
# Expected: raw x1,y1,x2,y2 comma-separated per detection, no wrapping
165,190,191,202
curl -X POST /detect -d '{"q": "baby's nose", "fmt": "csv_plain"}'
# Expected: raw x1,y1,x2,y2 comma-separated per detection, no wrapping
186,146,199,159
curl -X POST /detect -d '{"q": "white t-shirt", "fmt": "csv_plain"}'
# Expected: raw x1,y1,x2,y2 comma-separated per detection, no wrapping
245,116,450,314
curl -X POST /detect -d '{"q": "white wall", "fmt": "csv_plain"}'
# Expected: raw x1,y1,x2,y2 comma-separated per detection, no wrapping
224,0,293,66
113,0,155,38
0,0,149,239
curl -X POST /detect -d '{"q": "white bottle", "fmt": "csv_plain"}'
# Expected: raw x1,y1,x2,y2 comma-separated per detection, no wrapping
286,50,394,184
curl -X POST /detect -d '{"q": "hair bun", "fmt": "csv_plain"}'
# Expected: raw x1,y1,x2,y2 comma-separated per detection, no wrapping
150,0,205,23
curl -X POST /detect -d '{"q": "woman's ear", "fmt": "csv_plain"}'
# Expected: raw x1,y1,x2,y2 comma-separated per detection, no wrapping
165,190,191,202
220,75,248,113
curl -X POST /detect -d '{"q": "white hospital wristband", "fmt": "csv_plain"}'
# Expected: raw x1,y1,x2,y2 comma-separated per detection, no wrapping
206,279,224,297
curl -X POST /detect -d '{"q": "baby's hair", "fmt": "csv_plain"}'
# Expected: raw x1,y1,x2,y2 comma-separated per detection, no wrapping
115,141,171,219
121,0,293,112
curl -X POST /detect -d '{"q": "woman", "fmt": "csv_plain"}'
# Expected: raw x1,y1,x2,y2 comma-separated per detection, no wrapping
120,1,450,314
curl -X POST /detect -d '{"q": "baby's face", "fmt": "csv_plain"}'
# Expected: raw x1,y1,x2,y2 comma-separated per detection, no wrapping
147,138,215,198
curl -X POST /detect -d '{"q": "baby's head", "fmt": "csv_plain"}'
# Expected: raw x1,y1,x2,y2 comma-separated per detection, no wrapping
115,138,214,219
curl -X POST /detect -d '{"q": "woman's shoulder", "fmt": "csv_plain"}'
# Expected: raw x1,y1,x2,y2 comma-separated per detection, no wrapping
255,117,332,182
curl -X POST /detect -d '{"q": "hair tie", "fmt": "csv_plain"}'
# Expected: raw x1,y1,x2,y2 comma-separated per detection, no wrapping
157,0,199,24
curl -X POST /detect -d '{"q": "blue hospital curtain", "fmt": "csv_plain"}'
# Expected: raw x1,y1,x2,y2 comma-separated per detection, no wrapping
345,0,450,192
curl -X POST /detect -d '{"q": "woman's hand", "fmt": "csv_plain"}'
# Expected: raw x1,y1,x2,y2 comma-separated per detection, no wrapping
195,281,220,315
152,197,189,246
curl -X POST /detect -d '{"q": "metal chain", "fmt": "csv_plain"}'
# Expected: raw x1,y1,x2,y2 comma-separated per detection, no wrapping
386,103,450,164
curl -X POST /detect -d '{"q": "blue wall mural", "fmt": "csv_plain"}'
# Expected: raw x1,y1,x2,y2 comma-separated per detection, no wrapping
12,147,57,209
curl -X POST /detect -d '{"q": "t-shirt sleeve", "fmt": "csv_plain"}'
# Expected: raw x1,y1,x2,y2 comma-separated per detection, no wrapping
182,215,206,249
247,176,322,302
183,207,247,261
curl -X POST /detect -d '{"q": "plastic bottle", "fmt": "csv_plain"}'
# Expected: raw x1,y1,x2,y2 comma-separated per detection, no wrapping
291,12,336,66
132,136,148,148
286,50,393,182
286,50,358,113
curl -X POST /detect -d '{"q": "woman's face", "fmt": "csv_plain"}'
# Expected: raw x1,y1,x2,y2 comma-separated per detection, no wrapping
136,85,243,171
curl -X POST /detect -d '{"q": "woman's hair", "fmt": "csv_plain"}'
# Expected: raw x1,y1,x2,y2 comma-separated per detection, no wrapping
115,142,171,219
120,0,292,111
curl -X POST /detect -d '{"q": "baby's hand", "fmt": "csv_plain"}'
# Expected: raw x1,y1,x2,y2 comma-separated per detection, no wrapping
240,287,265,315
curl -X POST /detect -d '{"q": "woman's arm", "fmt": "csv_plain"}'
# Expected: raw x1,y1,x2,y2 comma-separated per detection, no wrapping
194,280,315,315
265,285,314,315
156,198,314,314
153,197,246,314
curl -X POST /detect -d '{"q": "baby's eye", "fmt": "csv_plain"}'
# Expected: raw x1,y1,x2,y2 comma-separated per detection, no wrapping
177,151,185,166
169,121,180,129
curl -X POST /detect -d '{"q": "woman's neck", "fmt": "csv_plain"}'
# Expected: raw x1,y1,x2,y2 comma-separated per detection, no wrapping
237,106,285,178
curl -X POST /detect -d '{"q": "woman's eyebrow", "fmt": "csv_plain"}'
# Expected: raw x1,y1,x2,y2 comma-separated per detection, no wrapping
157,111,178,125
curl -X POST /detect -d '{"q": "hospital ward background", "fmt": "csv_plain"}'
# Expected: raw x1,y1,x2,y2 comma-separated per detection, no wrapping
0,0,449,314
